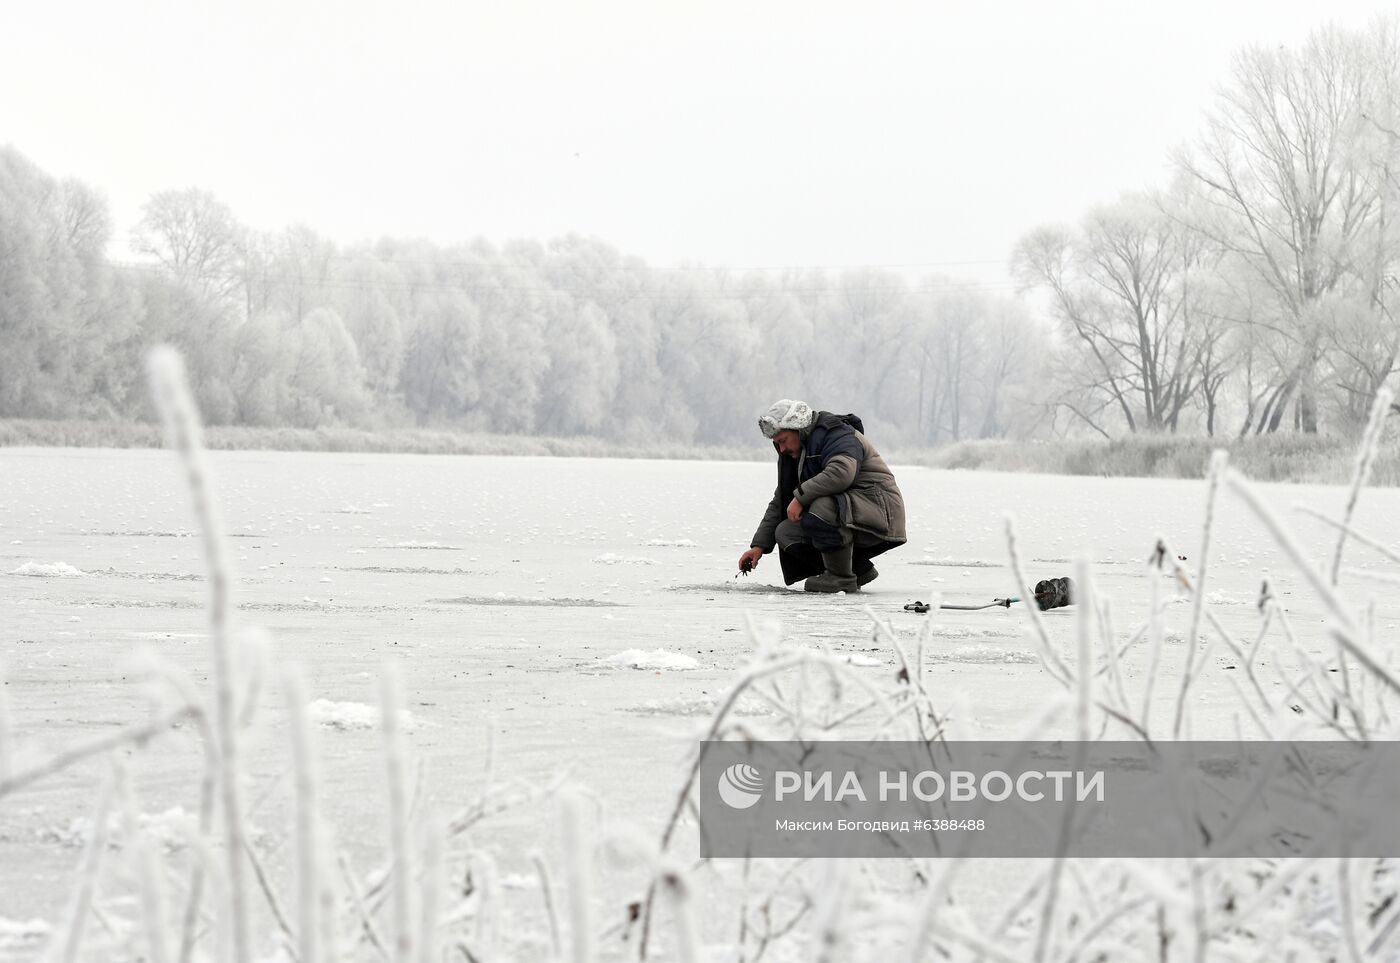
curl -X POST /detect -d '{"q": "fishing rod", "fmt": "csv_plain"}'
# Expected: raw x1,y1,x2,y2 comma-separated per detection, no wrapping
904,576,1074,613
905,598,1018,612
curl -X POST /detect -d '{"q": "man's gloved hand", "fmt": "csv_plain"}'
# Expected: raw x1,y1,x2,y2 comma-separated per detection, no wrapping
738,547,764,573
786,498,804,523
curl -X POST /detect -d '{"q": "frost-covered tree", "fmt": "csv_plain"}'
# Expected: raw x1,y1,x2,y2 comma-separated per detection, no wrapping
282,307,370,426
1015,192,1213,435
401,292,482,423
131,188,245,305
334,256,406,399
228,313,290,426
1176,21,1400,433
537,300,619,435
0,148,146,417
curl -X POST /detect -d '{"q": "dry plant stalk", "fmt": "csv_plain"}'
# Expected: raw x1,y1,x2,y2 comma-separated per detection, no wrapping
115,753,172,963
417,816,444,963
1172,449,1227,739
379,662,416,963
561,789,595,963
284,670,322,963
530,850,564,958
1004,515,1072,686
0,658,11,786
147,345,253,963
657,861,701,963
0,704,196,800
1226,469,1400,697
1330,386,1393,586
56,769,115,963
1032,557,1096,963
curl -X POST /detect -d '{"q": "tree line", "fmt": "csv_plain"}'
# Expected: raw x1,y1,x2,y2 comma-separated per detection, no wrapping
1,19,1397,446
0,149,1048,446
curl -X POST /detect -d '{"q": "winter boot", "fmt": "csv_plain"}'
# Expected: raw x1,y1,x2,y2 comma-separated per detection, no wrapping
854,557,879,588
804,544,859,593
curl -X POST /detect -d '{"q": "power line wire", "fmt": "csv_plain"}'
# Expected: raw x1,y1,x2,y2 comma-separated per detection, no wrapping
124,243,1012,275
97,257,1021,302
342,252,1014,273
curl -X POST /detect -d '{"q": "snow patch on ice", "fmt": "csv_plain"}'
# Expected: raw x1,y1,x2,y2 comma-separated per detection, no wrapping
593,553,657,565
626,694,771,717
499,872,539,890
432,593,622,607
1205,590,1246,605
927,624,1017,640
643,538,698,547
341,565,481,574
1163,630,1200,645
307,699,419,731
39,806,198,852
8,561,88,577
941,644,1040,665
911,557,999,568
600,649,699,670
669,582,795,595
0,917,50,950
843,654,883,667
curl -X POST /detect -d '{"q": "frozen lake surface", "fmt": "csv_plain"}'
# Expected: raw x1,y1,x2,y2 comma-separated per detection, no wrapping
3,446,1399,955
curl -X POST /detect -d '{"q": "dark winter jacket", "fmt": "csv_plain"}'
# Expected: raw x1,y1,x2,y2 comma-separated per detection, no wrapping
750,412,907,566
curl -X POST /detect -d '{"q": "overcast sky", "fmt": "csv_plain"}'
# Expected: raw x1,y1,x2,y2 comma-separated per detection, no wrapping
3,0,1395,288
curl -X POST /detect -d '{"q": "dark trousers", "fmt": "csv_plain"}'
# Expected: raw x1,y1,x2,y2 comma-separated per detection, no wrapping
774,495,880,582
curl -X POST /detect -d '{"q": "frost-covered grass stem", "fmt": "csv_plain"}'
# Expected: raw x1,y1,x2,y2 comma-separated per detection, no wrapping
0,659,10,786
285,670,321,963
1330,387,1393,586
0,704,195,800
115,754,171,963
531,850,563,958
147,345,251,963
417,817,444,963
379,663,415,963
57,769,115,963
658,863,700,963
1004,515,1072,686
1173,451,1226,738
561,789,594,963
1226,469,1400,697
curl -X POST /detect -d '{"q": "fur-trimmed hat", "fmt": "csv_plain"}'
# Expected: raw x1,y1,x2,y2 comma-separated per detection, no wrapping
758,399,815,438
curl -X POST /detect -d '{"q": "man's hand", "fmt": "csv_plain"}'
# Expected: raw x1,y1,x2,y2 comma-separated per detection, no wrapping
786,498,804,523
738,547,764,573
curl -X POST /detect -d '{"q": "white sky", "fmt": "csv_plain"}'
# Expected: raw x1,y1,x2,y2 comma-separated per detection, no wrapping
3,0,1396,287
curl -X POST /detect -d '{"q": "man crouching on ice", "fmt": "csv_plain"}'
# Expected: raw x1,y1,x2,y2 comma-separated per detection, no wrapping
737,399,907,593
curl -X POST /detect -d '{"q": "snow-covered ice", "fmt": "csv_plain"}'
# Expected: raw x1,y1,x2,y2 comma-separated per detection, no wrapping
3,447,1400,952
